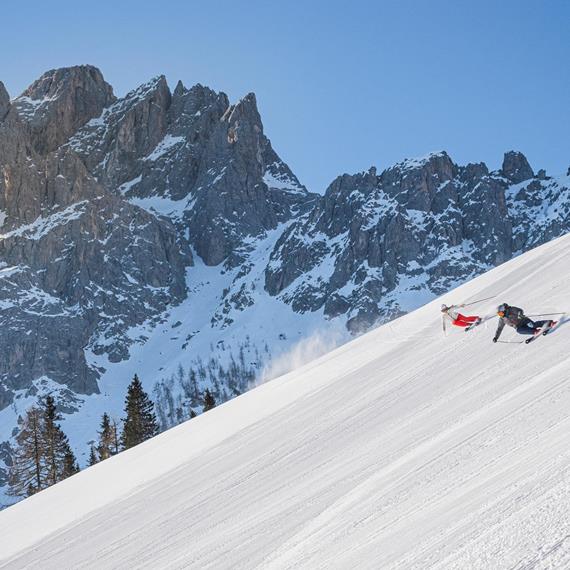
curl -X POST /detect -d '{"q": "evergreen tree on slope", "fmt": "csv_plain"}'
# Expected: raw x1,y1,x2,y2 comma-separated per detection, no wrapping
121,374,158,450
42,395,78,486
97,413,116,461
202,389,216,413
62,446,80,478
8,407,45,497
88,445,98,466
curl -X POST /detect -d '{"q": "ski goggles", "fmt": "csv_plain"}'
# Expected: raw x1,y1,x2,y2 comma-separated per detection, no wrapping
497,310,505,317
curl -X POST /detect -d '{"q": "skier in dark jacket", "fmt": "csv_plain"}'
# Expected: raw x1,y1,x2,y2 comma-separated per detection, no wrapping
493,303,553,342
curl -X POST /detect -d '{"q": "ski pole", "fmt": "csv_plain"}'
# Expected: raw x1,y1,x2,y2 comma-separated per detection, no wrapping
462,295,496,308
526,312,566,317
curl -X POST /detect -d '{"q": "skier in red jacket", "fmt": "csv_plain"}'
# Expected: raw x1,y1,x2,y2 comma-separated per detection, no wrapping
441,304,481,332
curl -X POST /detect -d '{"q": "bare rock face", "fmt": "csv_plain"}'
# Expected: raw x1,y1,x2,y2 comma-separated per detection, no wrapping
265,150,569,332
0,82,9,121
0,145,190,399
70,80,314,267
0,75,190,406
68,75,171,189
501,150,534,183
13,65,116,155
0,65,315,413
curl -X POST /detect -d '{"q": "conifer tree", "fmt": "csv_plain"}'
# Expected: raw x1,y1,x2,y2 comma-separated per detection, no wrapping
62,445,80,478
188,368,200,406
121,374,158,450
42,395,73,486
8,407,45,497
111,418,120,455
202,389,216,413
88,445,98,466
97,413,115,461
9,397,78,496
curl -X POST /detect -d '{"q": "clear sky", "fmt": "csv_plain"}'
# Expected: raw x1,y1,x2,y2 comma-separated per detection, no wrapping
1,0,568,192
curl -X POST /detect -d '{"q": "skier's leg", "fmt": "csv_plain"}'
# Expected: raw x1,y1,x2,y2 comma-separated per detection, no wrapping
455,314,479,327
532,319,553,331
453,315,469,327
463,315,480,324
517,318,539,335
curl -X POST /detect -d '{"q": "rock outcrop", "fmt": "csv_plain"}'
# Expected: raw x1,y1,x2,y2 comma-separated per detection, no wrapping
12,65,116,155
265,151,568,331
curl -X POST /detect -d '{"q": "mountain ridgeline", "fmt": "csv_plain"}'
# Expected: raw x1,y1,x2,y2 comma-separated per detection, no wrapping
0,65,569,472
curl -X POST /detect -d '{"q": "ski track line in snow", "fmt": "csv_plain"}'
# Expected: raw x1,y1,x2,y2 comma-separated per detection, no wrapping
256,359,570,569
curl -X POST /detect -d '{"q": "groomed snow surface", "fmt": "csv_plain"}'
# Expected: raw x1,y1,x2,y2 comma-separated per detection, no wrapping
1,234,570,569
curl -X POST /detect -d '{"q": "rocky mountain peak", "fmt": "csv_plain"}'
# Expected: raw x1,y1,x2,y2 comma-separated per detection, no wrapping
169,82,228,131
126,75,169,102
379,150,456,210
0,82,9,121
19,65,113,100
461,161,489,181
67,73,172,190
13,65,116,154
173,79,185,97
222,93,261,125
501,150,534,183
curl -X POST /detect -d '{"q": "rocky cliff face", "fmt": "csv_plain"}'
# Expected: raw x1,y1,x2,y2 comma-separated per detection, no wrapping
13,65,116,155
0,66,315,414
265,151,569,331
0,65,569,502
0,73,189,409
67,79,313,266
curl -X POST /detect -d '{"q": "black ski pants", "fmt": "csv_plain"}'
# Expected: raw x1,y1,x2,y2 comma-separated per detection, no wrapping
516,318,550,335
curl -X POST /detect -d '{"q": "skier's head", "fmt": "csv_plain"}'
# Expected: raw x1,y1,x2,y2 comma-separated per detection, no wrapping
441,304,448,312
497,303,508,317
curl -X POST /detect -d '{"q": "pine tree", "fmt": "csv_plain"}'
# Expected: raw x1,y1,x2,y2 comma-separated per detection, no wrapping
97,413,115,461
202,389,216,413
42,395,73,486
88,445,98,466
189,409,197,419
8,407,45,497
8,397,77,496
188,368,200,406
121,374,159,450
111,418,120,455
62,445,80,478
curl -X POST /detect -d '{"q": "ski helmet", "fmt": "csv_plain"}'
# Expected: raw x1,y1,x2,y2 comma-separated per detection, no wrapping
441,304,448,312
497,303,507,315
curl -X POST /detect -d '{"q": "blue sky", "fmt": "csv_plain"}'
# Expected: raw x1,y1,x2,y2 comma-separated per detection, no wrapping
2,0,568,192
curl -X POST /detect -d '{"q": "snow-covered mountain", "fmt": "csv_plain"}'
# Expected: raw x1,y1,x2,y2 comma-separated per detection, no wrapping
0,65,569,500
1,232,570,569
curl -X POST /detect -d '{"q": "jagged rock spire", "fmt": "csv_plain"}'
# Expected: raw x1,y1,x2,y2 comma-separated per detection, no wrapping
13,65,116,154
0,81,9,121
501,151,534,183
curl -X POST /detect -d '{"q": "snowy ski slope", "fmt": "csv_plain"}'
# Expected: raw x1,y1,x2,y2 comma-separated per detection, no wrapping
1,233,570,569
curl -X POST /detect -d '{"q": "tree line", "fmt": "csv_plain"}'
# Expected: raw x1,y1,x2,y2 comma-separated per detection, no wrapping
153,339,264,432
8,374,218,499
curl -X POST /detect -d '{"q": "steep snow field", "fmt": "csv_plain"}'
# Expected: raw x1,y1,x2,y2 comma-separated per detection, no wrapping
1,234,570,569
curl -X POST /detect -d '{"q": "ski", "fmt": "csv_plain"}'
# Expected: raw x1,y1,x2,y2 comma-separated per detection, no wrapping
464,318,483,332
542,320,558,335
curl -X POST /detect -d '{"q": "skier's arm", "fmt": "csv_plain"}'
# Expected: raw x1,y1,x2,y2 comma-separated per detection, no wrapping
442,315,446,334
493,319,505,342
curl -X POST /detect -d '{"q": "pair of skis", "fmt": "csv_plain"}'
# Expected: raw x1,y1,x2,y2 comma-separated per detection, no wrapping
524,320,558,344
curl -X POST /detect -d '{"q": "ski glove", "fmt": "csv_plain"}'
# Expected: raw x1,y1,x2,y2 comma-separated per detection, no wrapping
492,337,498,343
